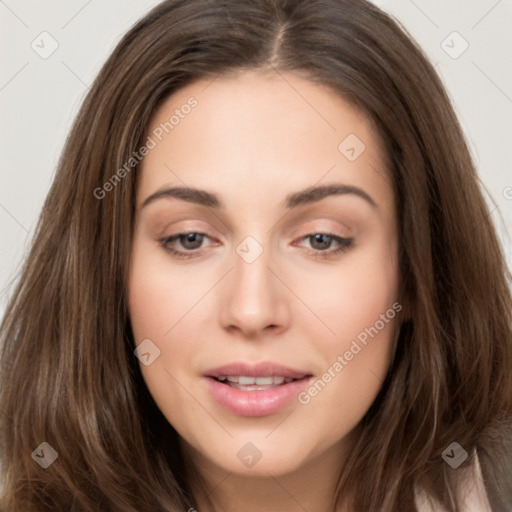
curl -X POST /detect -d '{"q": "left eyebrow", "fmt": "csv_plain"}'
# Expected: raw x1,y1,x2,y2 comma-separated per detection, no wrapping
283,183,377,209
140,183,377,210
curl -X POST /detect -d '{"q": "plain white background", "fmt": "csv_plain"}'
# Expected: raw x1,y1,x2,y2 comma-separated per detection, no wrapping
0,0,511,321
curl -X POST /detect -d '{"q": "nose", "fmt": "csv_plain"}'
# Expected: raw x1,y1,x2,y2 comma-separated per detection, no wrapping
219,243,291,339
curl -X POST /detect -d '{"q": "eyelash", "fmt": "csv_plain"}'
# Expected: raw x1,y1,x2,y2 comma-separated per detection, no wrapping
158,231,354,260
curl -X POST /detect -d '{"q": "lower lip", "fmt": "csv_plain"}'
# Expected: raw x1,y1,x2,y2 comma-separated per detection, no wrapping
205,377,311,417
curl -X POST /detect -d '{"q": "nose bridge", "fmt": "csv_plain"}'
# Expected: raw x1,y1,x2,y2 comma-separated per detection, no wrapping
219,234,289,335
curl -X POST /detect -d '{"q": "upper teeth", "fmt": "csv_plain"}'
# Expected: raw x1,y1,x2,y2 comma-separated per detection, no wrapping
218,376,292,385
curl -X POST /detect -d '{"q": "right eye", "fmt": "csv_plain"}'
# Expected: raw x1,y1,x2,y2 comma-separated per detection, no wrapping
159,232,212,259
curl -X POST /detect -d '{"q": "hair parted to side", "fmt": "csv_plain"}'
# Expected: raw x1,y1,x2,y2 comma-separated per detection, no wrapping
1,0,511,511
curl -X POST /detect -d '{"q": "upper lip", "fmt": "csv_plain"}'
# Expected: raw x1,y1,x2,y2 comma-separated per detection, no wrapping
204,361,311,380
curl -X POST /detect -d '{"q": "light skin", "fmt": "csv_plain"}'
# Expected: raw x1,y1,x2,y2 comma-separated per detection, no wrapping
128,69,401,511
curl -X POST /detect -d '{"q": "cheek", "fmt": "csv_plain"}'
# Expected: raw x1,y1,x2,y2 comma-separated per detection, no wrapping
308,239,399,345
296,239,399,413
301,324,394,440
128,239,208,342
127,238,210,411
127,243,194,431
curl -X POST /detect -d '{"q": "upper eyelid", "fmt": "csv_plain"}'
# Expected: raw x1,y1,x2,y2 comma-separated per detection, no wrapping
161,217,352,238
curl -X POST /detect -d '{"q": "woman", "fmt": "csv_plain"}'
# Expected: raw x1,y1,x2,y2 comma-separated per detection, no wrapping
1,0,511,510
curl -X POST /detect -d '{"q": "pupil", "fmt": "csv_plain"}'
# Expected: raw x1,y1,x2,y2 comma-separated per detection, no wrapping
182,233,203,249
312,234,331,250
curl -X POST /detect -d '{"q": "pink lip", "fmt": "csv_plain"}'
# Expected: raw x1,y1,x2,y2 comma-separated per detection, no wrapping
204,361,313,417
205,361,309,380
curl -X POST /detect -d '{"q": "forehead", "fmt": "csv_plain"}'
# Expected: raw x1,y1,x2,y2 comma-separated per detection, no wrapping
138,69,391,212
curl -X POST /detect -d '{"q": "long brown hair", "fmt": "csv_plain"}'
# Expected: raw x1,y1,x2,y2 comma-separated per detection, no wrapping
1,1,511,510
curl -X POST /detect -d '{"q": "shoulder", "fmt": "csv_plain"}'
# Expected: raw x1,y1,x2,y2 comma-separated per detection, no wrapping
415,453,492,512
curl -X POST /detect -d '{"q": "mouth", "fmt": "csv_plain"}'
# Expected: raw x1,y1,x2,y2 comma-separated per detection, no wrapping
204,362,313,416
211,375,305,391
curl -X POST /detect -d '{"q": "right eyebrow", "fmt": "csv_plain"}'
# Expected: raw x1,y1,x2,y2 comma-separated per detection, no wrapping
141,186,223,210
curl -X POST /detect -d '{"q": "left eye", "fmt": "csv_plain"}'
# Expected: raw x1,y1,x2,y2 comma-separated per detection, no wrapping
297,233,354,257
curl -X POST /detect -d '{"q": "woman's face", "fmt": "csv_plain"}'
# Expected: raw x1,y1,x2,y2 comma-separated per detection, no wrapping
128,69,400,478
